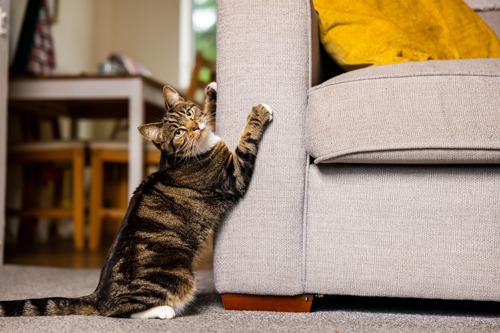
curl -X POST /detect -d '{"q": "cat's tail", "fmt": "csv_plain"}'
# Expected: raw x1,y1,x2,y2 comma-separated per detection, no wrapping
0,296,99,317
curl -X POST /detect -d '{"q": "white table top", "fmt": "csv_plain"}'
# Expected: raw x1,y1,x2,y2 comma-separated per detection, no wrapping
8,74,168,198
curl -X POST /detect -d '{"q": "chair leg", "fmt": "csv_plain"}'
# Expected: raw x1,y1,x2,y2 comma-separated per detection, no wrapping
115,164,128,232
72,148,85,251
18,165,41,247
221,294,313,313
50,166,64,242
106,164,127,238
89,150,104,251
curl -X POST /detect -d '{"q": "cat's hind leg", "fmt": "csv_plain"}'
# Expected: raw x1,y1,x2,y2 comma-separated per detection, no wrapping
130,305,176,320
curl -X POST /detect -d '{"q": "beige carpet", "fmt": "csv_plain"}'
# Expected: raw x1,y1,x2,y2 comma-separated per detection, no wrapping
0,265,499,332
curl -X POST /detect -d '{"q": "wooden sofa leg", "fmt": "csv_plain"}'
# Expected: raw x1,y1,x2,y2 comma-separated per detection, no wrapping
221,294,313,313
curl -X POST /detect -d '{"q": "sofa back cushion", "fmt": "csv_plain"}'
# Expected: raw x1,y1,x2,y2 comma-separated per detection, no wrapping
306,58,500,164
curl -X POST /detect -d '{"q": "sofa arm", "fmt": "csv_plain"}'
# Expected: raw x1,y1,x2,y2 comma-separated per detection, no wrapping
214,0,316,295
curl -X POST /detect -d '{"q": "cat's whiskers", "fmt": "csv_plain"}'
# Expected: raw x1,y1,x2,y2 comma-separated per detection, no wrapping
204,115,215,130
189,138,203,163
175,140,192,164
191,140,202,163
177,134,200,162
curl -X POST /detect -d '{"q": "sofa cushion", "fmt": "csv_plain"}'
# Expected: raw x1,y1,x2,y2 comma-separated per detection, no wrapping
306,58,500,164
305,163,500,300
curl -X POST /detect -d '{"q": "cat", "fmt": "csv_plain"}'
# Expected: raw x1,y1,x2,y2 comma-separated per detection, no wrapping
0,82,273,319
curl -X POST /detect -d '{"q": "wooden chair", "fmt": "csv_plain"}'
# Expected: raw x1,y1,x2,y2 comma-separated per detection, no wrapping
88,53,216,250
88,141,161,251
88,140,214,268
7,141,86,250
186,51,216,103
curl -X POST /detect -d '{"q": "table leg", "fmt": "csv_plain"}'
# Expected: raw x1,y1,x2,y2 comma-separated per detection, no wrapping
128,83,144,199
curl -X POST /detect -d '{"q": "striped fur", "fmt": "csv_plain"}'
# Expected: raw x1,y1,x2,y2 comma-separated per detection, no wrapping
0,83,272,319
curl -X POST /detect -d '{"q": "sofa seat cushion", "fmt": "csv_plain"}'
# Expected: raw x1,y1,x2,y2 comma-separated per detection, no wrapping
306,58,500,164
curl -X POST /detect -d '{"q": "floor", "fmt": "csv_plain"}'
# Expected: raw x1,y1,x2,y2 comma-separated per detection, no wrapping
4,240,109,269
4,226,214,271
3,174,214,270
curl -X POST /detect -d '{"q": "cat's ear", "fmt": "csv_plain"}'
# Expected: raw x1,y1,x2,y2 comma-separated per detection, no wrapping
163,85,184,109
139,122,163,143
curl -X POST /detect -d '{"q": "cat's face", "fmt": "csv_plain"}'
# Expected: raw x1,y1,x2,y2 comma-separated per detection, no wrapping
139,86,216,159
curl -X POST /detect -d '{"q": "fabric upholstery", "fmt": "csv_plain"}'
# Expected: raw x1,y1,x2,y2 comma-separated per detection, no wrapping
214,0,500,302
305,164,500,301
306,58,500,164
313,0,500,71
214,0,314,295
479,11,500,35
465,0,500,11
472,0,500,38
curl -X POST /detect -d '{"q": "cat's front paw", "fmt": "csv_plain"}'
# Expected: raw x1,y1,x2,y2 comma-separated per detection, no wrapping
260,103,273,122
252,103,273,123
205,82,217,98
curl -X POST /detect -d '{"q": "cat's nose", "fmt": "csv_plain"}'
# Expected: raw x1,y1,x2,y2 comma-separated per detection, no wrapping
187,120,199,131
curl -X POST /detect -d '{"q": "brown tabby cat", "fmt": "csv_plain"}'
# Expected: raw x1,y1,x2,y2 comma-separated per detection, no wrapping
0,83,272,319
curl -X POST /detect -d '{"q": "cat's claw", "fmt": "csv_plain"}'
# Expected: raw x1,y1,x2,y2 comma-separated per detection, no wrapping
130,305,176,320
260,103,273,122
206,82,217,94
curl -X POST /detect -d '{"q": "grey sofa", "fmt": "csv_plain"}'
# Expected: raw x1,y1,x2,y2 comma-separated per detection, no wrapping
214,0,500,310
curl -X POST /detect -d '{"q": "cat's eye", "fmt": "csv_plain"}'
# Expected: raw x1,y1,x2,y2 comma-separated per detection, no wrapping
174,129,183,136
186,110,194,119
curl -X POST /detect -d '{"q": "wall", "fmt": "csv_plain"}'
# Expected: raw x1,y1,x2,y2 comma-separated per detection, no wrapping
93,0,181,85
9,0,184,140
52,0,95,74
10,0,182,85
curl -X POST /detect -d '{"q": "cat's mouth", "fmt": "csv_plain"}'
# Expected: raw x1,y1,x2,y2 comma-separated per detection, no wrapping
189,123,219,156
175,121,216,158
194,122,207,140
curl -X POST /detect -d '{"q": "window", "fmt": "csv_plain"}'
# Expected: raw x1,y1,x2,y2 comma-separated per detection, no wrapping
193,0,216,61
179,0,217,89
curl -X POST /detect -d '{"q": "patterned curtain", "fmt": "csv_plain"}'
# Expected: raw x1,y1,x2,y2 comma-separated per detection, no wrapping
28,0,56,75
11,0,56,75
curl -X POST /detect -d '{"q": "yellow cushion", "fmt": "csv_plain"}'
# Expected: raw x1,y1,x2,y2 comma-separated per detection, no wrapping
313,0,500,71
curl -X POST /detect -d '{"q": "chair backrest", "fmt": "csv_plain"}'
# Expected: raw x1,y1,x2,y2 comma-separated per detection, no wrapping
186,51,216,103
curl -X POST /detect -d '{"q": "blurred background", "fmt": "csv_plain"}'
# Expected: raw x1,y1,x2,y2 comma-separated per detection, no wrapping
9,0,216,94
3,0,217,270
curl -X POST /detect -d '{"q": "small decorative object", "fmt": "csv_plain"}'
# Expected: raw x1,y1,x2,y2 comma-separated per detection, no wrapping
98,61,119,75
98,53,152,76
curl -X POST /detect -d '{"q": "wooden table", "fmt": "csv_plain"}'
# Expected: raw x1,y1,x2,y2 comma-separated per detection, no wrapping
8,74,167,198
